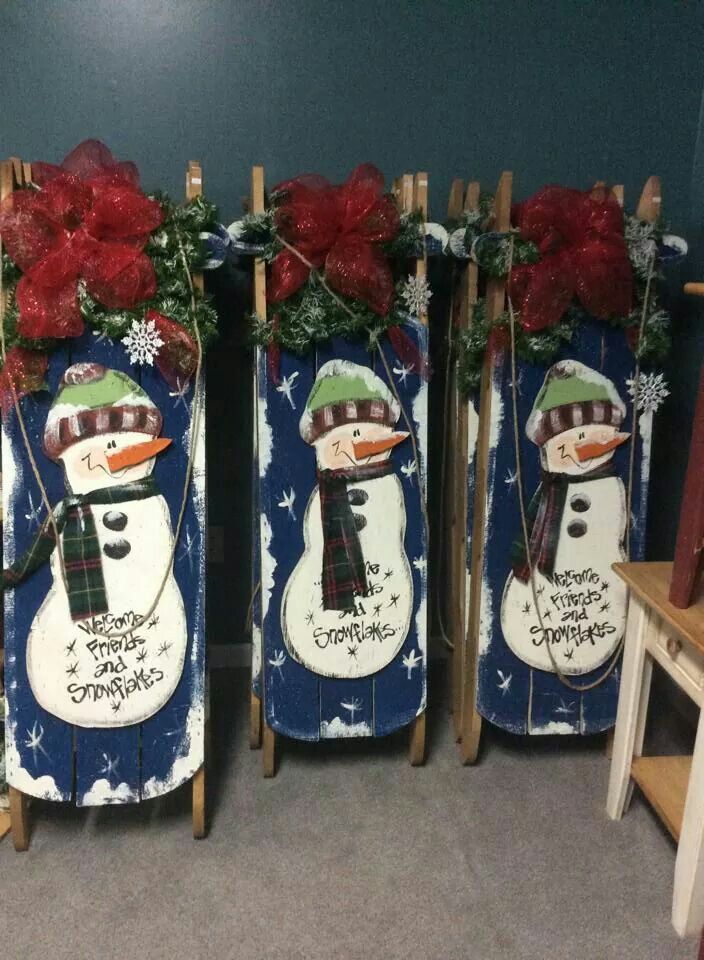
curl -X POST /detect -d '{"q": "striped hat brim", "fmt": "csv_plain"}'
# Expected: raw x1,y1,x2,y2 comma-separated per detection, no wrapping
44,404,162,460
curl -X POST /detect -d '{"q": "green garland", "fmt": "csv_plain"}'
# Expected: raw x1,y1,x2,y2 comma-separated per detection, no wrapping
241,206,425,353
1,192,220,362
454,208,671,395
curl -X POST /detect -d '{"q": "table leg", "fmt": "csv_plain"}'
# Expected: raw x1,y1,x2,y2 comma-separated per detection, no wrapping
623,653,654,812
606,594,650,820
672,706,704,937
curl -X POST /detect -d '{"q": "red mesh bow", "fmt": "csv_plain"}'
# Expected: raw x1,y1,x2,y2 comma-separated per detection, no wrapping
147,309,198,390
268,164,400,316
0,140,162,339
0,346,48,416
509,185,633,331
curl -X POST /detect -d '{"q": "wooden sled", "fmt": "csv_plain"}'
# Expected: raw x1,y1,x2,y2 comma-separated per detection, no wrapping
0,158,209,847
250,166,429,775
448,174,662,760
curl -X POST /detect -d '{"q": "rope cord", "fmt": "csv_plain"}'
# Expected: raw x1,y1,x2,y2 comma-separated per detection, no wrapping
506,235,657,692
0,226,204,641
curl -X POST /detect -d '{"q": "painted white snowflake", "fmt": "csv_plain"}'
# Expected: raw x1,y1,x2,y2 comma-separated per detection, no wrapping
400,275,432,318
401,460,417,484
626,371,669,414
276,372,300,410
393,363,413,385
278,488,296,520
401,649,423,678
122,318,164,366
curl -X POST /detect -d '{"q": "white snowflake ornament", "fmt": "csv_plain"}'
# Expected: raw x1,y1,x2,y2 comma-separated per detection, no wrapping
626,371,669,414
122,318,164,366
400,275,432,318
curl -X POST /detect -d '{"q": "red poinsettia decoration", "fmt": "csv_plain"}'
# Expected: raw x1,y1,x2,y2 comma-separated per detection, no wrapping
0,140,163,339
268,163,400,316
509,185,633,331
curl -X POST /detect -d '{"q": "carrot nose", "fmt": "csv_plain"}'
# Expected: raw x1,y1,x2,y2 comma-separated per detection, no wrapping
353,432,409,460
574,432,630,463
107,437,172,473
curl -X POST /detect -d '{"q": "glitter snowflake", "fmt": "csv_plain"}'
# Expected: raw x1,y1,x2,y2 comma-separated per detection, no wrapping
626,371,669,414
400,275,432,318
122,318,164,366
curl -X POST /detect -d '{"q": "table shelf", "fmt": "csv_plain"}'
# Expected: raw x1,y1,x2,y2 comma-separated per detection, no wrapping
631,755,692,841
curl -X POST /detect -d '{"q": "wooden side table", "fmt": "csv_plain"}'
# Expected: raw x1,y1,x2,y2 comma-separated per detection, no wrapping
607,561,704,937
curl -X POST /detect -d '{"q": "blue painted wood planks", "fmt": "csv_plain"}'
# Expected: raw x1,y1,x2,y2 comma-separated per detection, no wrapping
3,333,206,804
474,319,653,735
258,323,428,741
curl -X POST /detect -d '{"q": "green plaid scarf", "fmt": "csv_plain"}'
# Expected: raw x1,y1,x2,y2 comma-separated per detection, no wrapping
318,460,394,612
4,477,158,622
510,462,614,584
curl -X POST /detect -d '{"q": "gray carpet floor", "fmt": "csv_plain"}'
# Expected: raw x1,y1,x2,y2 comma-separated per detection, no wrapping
1,665,699,960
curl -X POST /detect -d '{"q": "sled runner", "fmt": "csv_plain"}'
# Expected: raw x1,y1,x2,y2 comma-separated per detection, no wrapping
0,156,209,846
249,166,429,775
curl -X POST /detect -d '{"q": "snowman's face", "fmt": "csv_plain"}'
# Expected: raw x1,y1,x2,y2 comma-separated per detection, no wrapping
60,432,157,494
314,423,399,471
541,423,623,475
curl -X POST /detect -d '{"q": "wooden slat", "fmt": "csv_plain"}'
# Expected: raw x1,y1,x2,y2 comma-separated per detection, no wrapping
251,166,267,318
186,161,204,295
631,755,691,841
0,810,10,842
460,171,512,763
451,180,480,738
413,172,428,326
636,176,661,223
445,179,464,732
251,165,266,749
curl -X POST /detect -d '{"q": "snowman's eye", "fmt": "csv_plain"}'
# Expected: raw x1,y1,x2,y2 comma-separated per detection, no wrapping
353,429,360,437
578,432,585,439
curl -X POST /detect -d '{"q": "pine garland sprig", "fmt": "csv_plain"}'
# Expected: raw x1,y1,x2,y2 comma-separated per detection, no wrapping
383,211,425,259
250,274,407,355
471,231,540,278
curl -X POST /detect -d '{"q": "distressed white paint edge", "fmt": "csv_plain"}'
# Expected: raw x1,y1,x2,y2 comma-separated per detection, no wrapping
478,369,504,658
412,343,429,715
636,409,654,543
530,720,579,736
260,513,275,628
320,716,372,739
78,778,138,807
141,702,206,800
257,383,273,480
141,379,207,801
5,719,62,801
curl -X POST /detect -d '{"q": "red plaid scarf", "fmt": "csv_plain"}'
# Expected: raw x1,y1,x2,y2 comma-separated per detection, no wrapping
511,462,614,584
318,460,394,611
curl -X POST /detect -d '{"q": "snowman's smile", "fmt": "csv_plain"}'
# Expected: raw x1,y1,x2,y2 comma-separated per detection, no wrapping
80,451,131,479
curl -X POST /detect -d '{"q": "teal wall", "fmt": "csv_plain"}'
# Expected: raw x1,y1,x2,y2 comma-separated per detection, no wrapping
2,0,704,633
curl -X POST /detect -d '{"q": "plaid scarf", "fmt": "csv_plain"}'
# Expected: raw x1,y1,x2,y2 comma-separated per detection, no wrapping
318,461,394,612
510,462,613,584
4,477,158,622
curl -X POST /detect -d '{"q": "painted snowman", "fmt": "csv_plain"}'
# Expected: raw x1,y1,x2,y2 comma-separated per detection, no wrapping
5,363,187,728
282,360,414,679
501,360,630,675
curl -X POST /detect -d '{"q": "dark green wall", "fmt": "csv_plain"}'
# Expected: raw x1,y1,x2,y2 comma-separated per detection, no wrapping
2,0,704,638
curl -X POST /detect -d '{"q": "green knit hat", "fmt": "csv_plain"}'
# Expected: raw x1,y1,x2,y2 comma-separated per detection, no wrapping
44,363,161,460
526,360,625,446
299,359,400,443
